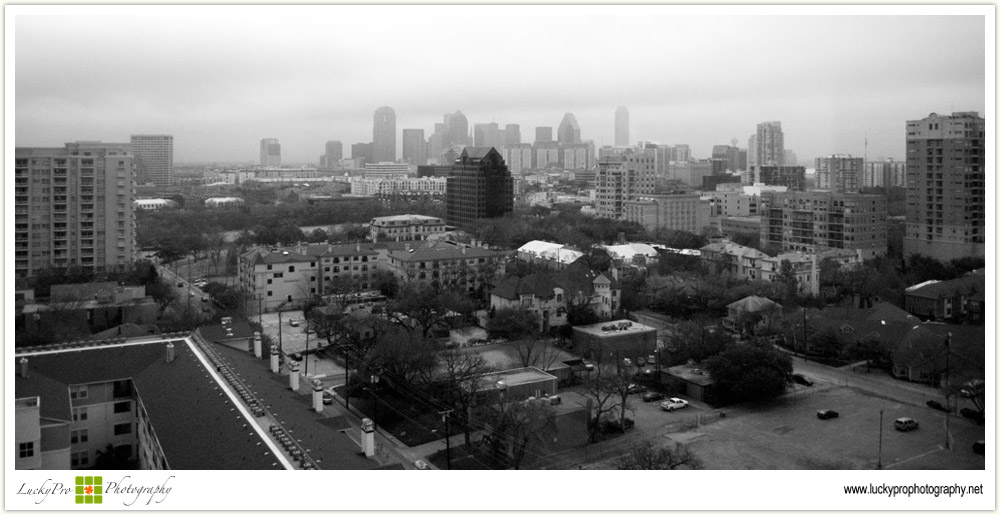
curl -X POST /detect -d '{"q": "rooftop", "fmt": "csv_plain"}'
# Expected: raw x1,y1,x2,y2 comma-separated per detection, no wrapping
489,367,558,388
14,338,276,469
573,319,656,337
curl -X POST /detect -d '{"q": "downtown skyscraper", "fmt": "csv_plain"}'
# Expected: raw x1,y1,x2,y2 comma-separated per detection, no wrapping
557,113,581,144
615,106,629,147
373,106,396,162
130,134,173,187
751,121,784,166
903,111,986,261
260,138,281,167
402,129,427,166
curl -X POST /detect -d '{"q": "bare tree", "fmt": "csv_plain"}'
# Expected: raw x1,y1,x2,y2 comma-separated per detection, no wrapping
439,350,494,447
617,441,703,470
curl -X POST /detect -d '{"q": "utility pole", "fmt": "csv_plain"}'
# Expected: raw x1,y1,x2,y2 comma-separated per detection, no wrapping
877,409,883,469
944,332,952,450
440,409,453,470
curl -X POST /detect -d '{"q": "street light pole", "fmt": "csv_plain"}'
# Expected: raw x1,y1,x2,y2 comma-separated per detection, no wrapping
370,373,381,432
440,409,453,470
877,409,883,469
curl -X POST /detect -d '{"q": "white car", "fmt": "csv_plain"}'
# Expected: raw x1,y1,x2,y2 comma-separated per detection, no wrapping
660,397,689,412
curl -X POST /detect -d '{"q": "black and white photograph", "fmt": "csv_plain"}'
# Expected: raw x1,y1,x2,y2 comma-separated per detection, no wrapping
6,4,994,511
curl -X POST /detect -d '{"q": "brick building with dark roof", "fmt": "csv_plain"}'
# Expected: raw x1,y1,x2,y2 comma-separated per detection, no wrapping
14,338,277,470
904,272,985,323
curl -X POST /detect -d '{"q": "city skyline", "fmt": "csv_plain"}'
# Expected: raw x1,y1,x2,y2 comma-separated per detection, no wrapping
13,7,988,164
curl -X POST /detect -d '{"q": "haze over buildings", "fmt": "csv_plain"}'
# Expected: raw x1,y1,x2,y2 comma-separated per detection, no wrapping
14,8,984,164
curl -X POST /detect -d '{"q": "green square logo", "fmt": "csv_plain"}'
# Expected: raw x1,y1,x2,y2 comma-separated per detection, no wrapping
74,476,102,505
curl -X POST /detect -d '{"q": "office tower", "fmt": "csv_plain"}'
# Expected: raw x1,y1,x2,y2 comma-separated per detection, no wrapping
351,142,375,166
760,190,887,259
712,144,743,173
445,111,470,148
815,155,864,192
446,147,514,226
557,113,581,144
373,106,396,162
14,142,137,278
755,165,806,191
904,111,986,260
595,149,656,219
323,140,343,169
440,147,460,167
615,106,629,147
474,123,501,148
504,124,521,145
784,149,798,167
260,138,281,167
754,121,784,166
130,135,173,187
747,135,758,167
535,127,553,143
402,129,427,166
863,159,906,188
671,144,691,162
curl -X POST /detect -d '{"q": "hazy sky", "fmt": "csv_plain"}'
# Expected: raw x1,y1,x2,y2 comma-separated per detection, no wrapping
12,6,990,164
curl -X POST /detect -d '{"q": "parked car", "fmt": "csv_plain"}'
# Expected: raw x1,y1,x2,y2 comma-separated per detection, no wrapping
288,352,303,362
177,282,185,288
793,373,814,386
926,400,948,412
582,360,594,372
961,408,985,424
641,391,665,402
322,391,334,405
201,296,209,302
289,319,300,327
661,397,689,411
627,384,647,394
414,460,430,470
817,409,839,420
647,354,657,365
894,417,919,432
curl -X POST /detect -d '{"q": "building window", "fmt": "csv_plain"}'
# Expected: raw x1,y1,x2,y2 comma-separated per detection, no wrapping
113,401,131,413
19,442,34,458
69,385,89,400
288,266,295,272
73,407,88,422
267,265,272,270
267,291,273,297
113,423,132,435
273,272,283,278
113,380,131,398
71,451,89,468
71,429,89,444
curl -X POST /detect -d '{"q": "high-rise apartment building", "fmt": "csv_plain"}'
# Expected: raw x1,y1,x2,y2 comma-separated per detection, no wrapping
671,144,691,162
130,135,173,187
815,155,864,192
557,113,581,144
595,150,656,220
402,129,427,166
784,149,798,167
260,138,281,167
904,111,986,261
14,142,137,278
501,144,533,174
373,106,397,162
760,190,887,259
615,106,629,147
446,147,514,227
752,121,784,166
863,159,906,188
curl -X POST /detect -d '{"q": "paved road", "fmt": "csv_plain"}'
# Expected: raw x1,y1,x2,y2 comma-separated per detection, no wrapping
257,311,346,381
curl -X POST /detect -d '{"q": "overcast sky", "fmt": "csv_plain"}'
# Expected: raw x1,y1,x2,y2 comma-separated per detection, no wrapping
12,6,989,165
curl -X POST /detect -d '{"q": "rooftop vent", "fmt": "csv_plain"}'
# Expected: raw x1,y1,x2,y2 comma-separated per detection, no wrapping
166,342,176,363
19,357,28,378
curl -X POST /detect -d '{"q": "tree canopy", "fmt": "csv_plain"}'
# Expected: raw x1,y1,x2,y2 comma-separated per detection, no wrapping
703,342,793,403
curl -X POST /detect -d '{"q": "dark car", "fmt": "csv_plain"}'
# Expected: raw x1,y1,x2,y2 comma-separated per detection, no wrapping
626,384,647,394
894,417,918,432
817,409,839,420
793,374,814,386
322,391,334,405
961,408,985,424
287,352,303,362
641,391,665,402
926,400,948,412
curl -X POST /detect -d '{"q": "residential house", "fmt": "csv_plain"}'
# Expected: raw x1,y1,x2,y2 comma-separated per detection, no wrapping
904,272,986,323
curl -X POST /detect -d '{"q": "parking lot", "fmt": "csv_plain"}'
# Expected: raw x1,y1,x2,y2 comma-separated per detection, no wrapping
683,384,986,470
258,311,345,382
